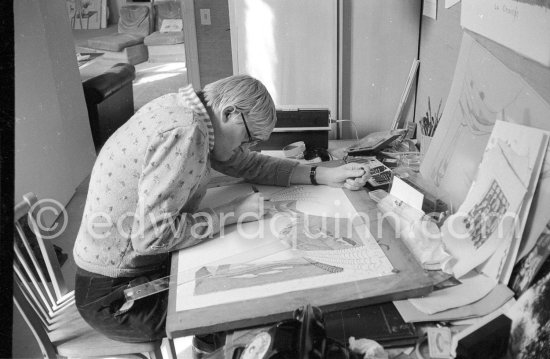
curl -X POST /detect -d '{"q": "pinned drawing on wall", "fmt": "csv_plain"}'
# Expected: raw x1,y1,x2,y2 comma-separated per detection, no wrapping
445,0,460,9
461,0,550,66
66,0,107,30
423,0,438,19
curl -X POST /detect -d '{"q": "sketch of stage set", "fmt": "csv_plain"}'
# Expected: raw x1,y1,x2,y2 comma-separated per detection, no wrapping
176,184,394,312
421,33,550,209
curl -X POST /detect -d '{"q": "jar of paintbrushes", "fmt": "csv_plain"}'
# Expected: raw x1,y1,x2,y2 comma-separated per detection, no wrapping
419,97,442,158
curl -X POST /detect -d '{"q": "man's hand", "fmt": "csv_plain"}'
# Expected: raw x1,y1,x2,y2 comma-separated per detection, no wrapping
216,192,268,224
317,163,370,190
229,192,268,221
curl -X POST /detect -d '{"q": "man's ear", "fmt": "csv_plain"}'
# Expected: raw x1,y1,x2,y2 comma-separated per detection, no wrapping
222,105,235,123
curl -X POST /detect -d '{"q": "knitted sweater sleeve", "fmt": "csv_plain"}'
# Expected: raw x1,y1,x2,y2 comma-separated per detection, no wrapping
211,147,299,187
131,126,212,254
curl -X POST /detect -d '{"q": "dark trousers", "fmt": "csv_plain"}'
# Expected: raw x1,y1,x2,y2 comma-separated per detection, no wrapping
75,266,169,343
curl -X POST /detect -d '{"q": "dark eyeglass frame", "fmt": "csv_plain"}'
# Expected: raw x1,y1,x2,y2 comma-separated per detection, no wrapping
240,112,260,147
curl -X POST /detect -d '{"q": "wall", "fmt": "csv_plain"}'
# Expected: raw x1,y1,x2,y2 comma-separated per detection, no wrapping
227,0,421,139
14,0,96,214
230,0,338,121
341,0,422,138
194,0,233,86
415,1,462,122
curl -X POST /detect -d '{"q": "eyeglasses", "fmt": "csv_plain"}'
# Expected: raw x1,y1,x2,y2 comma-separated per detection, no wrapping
240,112,260,148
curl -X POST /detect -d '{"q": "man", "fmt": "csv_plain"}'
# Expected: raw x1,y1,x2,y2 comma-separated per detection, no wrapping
73,75,368,345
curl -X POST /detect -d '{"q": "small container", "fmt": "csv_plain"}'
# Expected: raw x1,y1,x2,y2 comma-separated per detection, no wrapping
419,134,433,157
399,153,421,172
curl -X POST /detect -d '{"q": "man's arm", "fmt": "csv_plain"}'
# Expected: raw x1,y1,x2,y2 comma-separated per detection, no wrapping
211,146,299,186
213,147,369,190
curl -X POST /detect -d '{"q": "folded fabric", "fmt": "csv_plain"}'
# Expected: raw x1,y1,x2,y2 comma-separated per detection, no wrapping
87,33,145,52
349,337,388,359
118,5,150,37
144,31,184,46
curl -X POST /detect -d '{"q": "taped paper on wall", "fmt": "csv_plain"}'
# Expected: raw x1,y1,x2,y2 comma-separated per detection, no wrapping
462,0,550,66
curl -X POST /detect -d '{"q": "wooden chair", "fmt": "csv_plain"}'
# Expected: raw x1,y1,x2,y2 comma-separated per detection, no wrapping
13,193,176,359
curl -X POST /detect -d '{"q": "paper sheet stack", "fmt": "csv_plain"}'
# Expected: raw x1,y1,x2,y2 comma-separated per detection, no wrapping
395,121,549,323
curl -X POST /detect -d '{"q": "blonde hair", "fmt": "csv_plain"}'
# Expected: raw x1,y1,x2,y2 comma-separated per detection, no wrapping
203,75,276,141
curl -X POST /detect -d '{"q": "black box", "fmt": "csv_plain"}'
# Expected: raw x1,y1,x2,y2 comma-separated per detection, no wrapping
254,108,331,150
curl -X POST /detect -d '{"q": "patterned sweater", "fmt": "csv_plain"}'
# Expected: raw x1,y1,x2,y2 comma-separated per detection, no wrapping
73,85,298,277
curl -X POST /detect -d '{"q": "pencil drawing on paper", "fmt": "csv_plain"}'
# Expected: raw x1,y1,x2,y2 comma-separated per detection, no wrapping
269,186,316,202
194,258,343,295
176,186,396,312
273,200,359,251
431,71,498,189
464,180,510,249
192,195,391,296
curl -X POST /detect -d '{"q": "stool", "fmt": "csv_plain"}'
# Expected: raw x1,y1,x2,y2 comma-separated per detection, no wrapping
82,63,136,152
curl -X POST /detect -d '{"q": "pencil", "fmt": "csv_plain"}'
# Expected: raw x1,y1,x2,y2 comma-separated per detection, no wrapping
251,184,271,201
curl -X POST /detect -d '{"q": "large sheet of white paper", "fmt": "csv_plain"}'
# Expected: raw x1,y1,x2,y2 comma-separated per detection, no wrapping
461,0,550,66
479,122,548,282
441,138,526,278
176,185,394,312
518,151,550,260
407,272,496,314
394,283,513,322
420,33,550,210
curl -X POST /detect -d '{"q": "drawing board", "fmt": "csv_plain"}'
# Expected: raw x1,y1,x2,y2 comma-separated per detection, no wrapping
167,183,432,337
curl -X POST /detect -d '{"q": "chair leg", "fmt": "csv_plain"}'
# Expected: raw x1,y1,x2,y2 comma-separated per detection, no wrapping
149,337,176,359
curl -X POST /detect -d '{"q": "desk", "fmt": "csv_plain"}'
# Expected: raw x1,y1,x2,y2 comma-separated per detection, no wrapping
166,143,432,338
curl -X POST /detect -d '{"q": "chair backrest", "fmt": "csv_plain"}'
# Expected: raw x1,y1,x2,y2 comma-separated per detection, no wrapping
13,193,72,319
13,283,58,358
118,5,151,37
153,1,183,32
12,193,171,359
13,193,75,358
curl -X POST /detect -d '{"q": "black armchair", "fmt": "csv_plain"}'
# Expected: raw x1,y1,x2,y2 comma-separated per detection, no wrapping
82,63,136,152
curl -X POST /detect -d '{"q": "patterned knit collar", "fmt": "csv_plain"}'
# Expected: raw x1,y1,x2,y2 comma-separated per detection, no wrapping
178,85,215,151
